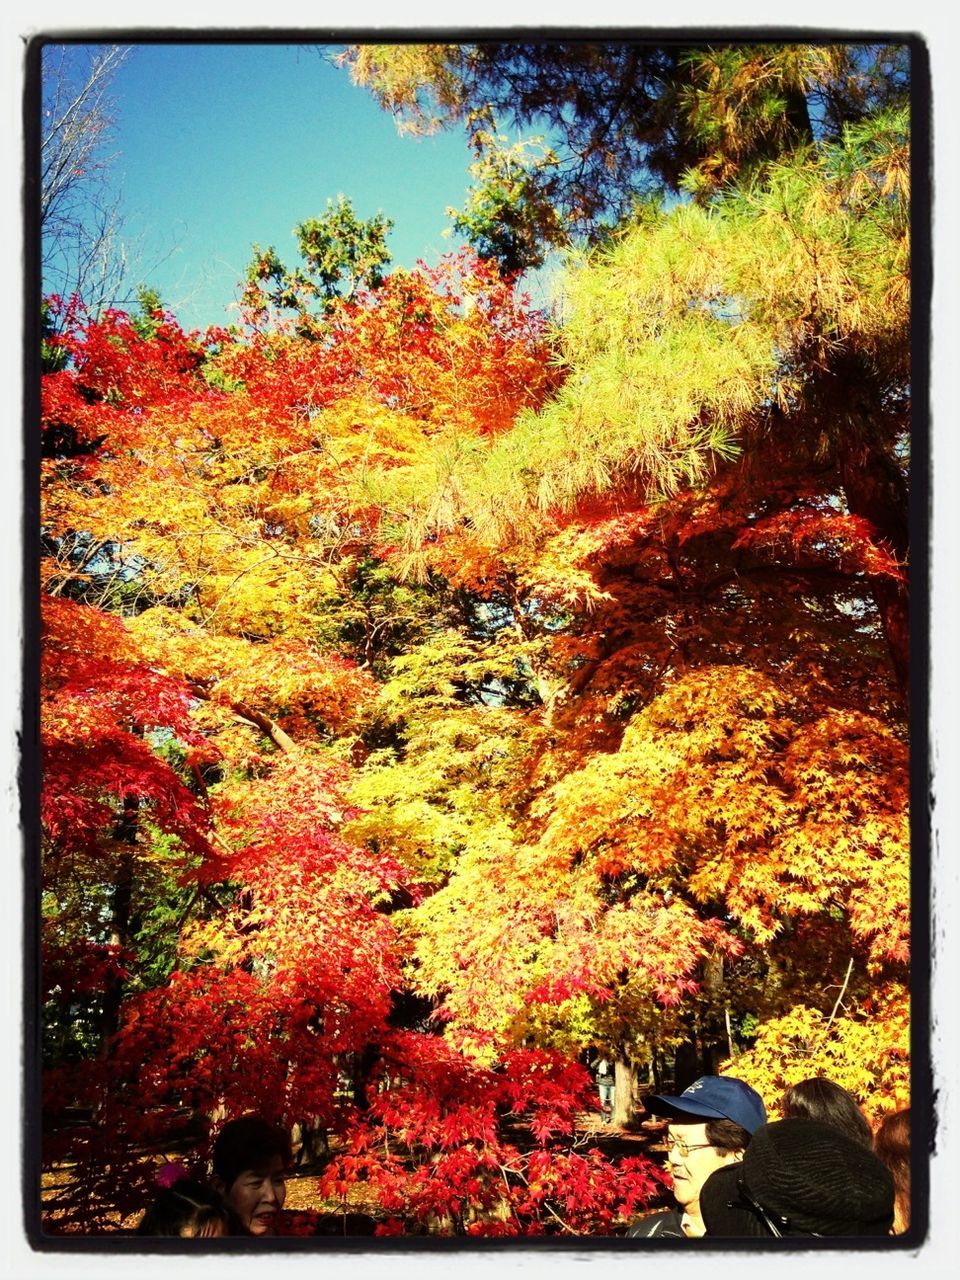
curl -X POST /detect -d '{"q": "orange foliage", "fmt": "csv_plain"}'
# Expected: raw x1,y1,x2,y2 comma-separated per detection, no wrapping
39,236,910,1233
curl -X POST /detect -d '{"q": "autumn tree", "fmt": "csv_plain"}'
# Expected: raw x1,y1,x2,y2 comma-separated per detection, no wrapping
38,38,914,1236
338,45,912,1120
243,195,394,336
341,41,909,264
40,255,667,1234
40,595,216,1064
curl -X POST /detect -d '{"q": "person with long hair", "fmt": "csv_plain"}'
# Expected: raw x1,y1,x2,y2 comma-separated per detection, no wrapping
874,1107,910,1233
779,1077,873,1149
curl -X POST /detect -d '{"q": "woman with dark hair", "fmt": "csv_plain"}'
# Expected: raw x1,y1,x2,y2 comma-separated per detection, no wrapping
136,1175,233,1237
779,1077,873,1149
874,1107,910,1233
210,1114,292,1237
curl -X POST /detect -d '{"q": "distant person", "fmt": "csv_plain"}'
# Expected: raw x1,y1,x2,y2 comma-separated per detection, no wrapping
700,1117,894,1238
874,1107,910,1234
592,1054,616,1124
211,1114,292,1236
779,1077,873,1149
627,1075,767,1238
136,1171,233,1237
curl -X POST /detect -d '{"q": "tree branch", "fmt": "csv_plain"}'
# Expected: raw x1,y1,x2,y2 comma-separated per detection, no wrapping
822,957,855,1039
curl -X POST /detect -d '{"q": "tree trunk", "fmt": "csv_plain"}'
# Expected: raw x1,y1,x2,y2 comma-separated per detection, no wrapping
293,1121,329,1166
352,1043,380,1110
700,950,730,1073
840,442,909,699
674,1039,700,1092
100,791,139,1045
650,1049,664,1093
100,859,133,1042
612,1051,638,1127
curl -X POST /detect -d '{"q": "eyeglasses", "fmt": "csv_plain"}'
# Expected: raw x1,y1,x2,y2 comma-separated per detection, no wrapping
667,1135,716,1159
730,1178,822,1239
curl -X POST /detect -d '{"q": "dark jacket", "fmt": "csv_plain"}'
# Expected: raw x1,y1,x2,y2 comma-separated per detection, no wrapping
627,1209,687,1238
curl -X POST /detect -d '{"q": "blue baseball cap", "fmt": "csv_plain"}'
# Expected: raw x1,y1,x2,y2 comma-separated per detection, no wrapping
645,1075,767,1134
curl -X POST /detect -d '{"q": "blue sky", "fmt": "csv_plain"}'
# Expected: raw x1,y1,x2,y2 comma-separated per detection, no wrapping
47,41,486,331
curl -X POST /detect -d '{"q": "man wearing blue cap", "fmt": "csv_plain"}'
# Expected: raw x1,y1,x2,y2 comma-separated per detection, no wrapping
628,1075,767,1238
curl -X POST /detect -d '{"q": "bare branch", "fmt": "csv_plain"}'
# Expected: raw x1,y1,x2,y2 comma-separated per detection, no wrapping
40,44,132,313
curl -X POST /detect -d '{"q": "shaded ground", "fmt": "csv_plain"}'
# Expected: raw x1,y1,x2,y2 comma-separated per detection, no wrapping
41,1108,673,1234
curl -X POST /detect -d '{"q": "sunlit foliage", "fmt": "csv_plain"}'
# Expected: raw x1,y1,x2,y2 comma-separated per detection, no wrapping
39,39,912,1236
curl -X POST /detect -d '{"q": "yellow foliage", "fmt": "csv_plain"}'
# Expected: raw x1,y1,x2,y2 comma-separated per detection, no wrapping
722,983,910,1123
